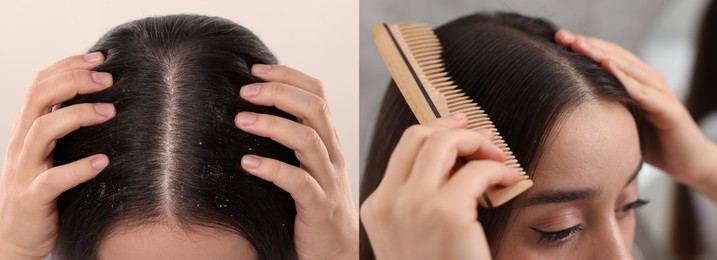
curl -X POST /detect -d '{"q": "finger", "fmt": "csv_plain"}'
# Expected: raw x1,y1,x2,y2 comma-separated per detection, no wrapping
241,154,323,210
593,55,661,90
11,70,113,157
239,82,343,166
380,115,468,189
26,70,113,116
440,160,519,200
555,29,578,46
556,30,641,66
407,128,505,190
29,154,108,206
579,36,643,65
235,112,335,188
251,64,325,98
34,52,105,82
605,60,644,98
555,31,627,65
568,38,605,62
568,37,659,87
20,103,116,167
605,61,675,129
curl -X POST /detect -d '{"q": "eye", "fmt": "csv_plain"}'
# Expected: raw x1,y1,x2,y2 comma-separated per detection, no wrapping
615,198,649,216
530,225,582,245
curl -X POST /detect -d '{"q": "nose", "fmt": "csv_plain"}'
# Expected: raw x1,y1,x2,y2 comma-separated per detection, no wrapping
592,219,633,260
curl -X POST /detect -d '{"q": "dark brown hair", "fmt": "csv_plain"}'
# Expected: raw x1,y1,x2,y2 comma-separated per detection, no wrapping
360,12,643,259
53,15,298,260
672,0,717,259
685,0,717,122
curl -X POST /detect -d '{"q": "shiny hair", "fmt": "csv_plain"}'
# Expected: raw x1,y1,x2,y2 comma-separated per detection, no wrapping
673,0,717,258
53,14,298,259
360,12,643,259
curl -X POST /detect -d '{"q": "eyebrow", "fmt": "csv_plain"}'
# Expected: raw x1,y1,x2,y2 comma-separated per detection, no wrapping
519,159,644,208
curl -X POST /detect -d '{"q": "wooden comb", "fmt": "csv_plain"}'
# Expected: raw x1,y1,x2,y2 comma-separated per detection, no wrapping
372,22,533,208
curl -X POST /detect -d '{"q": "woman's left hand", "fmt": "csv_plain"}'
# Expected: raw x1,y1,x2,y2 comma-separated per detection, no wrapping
235,64,358,260
554,30,717,201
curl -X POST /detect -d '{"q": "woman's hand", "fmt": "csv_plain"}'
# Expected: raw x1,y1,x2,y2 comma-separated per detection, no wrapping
555,30,717,201
0,52,115,259
236,64,358,260
360,116,520,260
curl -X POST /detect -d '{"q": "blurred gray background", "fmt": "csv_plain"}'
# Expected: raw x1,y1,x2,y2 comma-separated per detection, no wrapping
360,0,714,259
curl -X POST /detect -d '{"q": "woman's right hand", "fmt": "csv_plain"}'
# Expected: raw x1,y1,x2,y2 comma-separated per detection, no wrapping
360,115,520,260
0,52,115,259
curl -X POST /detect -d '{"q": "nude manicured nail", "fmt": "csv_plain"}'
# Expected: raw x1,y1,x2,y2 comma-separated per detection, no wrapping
450,113,466,120
509,167,520,179
449,113,467,127
84,52,103,63
237,112,257,126
241,84,261,97
95,103,114,116
477,128,494,138
91,156,109,170
241,155,261,169
92,72,113,85
252,64,272,74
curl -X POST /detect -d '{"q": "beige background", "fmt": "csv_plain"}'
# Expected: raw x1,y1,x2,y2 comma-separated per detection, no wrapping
0,0,360,205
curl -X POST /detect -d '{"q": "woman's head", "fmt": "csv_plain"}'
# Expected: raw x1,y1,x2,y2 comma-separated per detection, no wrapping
53,14,298,259
361,12,644,259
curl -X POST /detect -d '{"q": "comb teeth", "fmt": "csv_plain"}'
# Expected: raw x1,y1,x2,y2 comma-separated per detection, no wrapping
373,22,533,208
394,23,525,175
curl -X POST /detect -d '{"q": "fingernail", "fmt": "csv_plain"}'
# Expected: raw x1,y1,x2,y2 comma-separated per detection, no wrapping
84,52,103,63
448,113,467,127
91,156,109,170
508,167,520,180
94,103,115,117
92,72,113,85
252,64,272,74
241,84,261,97
241,155,261,169
562,30,576,42
477,128,493,138
237,112,257,127
450,113,466,120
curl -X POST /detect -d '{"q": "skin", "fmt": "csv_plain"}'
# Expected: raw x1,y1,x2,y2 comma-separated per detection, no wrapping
98,224,256,260
237,64,359,260
497,102,641,259
0,55,358,259
0,52,114,260
555,29,717,202
362,30,717,259
361,115,520,260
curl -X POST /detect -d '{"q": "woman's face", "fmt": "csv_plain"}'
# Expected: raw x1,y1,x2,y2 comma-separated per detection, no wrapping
496,101,642,259
98,224,256,260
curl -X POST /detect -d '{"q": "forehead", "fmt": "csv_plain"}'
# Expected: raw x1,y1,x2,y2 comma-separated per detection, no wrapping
528,101,641,194
98,223,256,260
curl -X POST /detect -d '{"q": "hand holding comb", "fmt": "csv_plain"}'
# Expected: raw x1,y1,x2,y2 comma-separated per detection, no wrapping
372,22,533,208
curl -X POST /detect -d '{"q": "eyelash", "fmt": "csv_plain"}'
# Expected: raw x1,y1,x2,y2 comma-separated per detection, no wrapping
616,198,650,213
531,225,582,244
530,198,649,245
